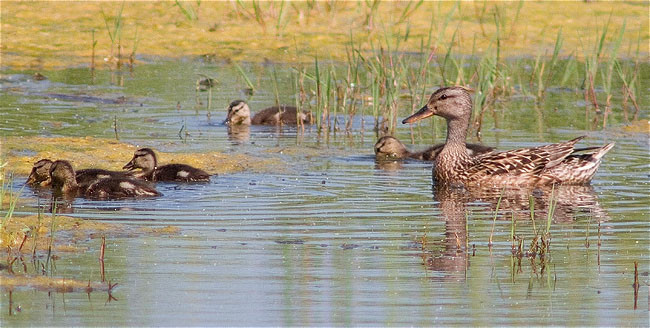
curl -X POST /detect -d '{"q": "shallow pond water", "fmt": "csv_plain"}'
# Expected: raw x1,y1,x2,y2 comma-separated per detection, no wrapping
1,60,649,326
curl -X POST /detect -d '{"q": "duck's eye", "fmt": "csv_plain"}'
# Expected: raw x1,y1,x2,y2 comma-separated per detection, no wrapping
440,94,448,100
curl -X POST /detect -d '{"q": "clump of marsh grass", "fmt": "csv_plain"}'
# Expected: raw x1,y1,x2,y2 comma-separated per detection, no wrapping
174,0,201,21
99,2,140,74
223,6,644,144
101,2,125,69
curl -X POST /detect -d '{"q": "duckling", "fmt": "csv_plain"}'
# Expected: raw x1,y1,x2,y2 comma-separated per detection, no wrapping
49,160,160,200
122,148,210,182
374,136,494,161
27,158,133,188
76,168,134,189
223,100,312,126
402,86,614,186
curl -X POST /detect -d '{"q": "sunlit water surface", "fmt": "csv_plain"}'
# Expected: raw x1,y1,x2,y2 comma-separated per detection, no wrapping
1,60,648,326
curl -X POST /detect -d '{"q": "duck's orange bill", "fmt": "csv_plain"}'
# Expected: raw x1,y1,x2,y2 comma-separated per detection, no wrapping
402,105,433,124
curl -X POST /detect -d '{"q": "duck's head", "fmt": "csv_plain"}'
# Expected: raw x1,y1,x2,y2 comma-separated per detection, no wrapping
27,158,53,186
403,87,473,124
49,160,77,189
123,148,157,172
223,100,251,125
374,136,410,160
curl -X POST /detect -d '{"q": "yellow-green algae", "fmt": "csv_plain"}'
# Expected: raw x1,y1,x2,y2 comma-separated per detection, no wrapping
1,135,281,177
1,1,647,70
1,274,113,293
622,119,650,134
1,212,181,253
1,214,121,252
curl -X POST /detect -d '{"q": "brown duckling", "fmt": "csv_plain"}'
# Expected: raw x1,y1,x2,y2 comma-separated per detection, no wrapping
223,100,312,126
402,86,614,186
123,148,210,182
27,158,133,188
49,160,160,199
374,136,494,161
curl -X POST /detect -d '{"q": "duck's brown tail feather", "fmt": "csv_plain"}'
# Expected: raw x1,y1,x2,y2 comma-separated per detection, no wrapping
591,143,615,160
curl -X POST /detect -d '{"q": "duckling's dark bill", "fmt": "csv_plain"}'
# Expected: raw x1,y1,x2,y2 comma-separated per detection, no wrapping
122,160,136,171
402,105,433,124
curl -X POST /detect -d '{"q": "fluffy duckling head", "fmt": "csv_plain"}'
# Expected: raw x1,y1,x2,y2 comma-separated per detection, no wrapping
123,148,157,173
224,100,251,126
374,136,410,160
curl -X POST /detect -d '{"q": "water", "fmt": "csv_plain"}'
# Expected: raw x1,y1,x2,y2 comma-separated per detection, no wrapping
1,60,648,326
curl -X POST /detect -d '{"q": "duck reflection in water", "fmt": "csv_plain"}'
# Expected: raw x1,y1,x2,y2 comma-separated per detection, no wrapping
419,183,608,281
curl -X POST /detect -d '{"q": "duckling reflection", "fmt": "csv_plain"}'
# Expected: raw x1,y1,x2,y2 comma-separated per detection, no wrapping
227,123,250,143
420,184,608,280
374,160,405,172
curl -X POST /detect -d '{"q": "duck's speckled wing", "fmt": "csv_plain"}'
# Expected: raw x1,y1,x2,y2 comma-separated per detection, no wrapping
541,142,615,184
463,137,584,182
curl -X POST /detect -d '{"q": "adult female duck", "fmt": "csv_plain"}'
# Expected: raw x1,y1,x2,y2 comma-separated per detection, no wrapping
402,87,614,187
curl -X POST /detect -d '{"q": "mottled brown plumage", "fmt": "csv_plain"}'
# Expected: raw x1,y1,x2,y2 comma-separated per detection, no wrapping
49,160,159,199
223,100,312,126
27,158,133,188
374,136,494,161
402,87,614,186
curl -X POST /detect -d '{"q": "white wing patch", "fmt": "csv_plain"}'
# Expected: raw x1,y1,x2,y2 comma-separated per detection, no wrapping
97,174,110,179
177,170,190,178
119,181,136,189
